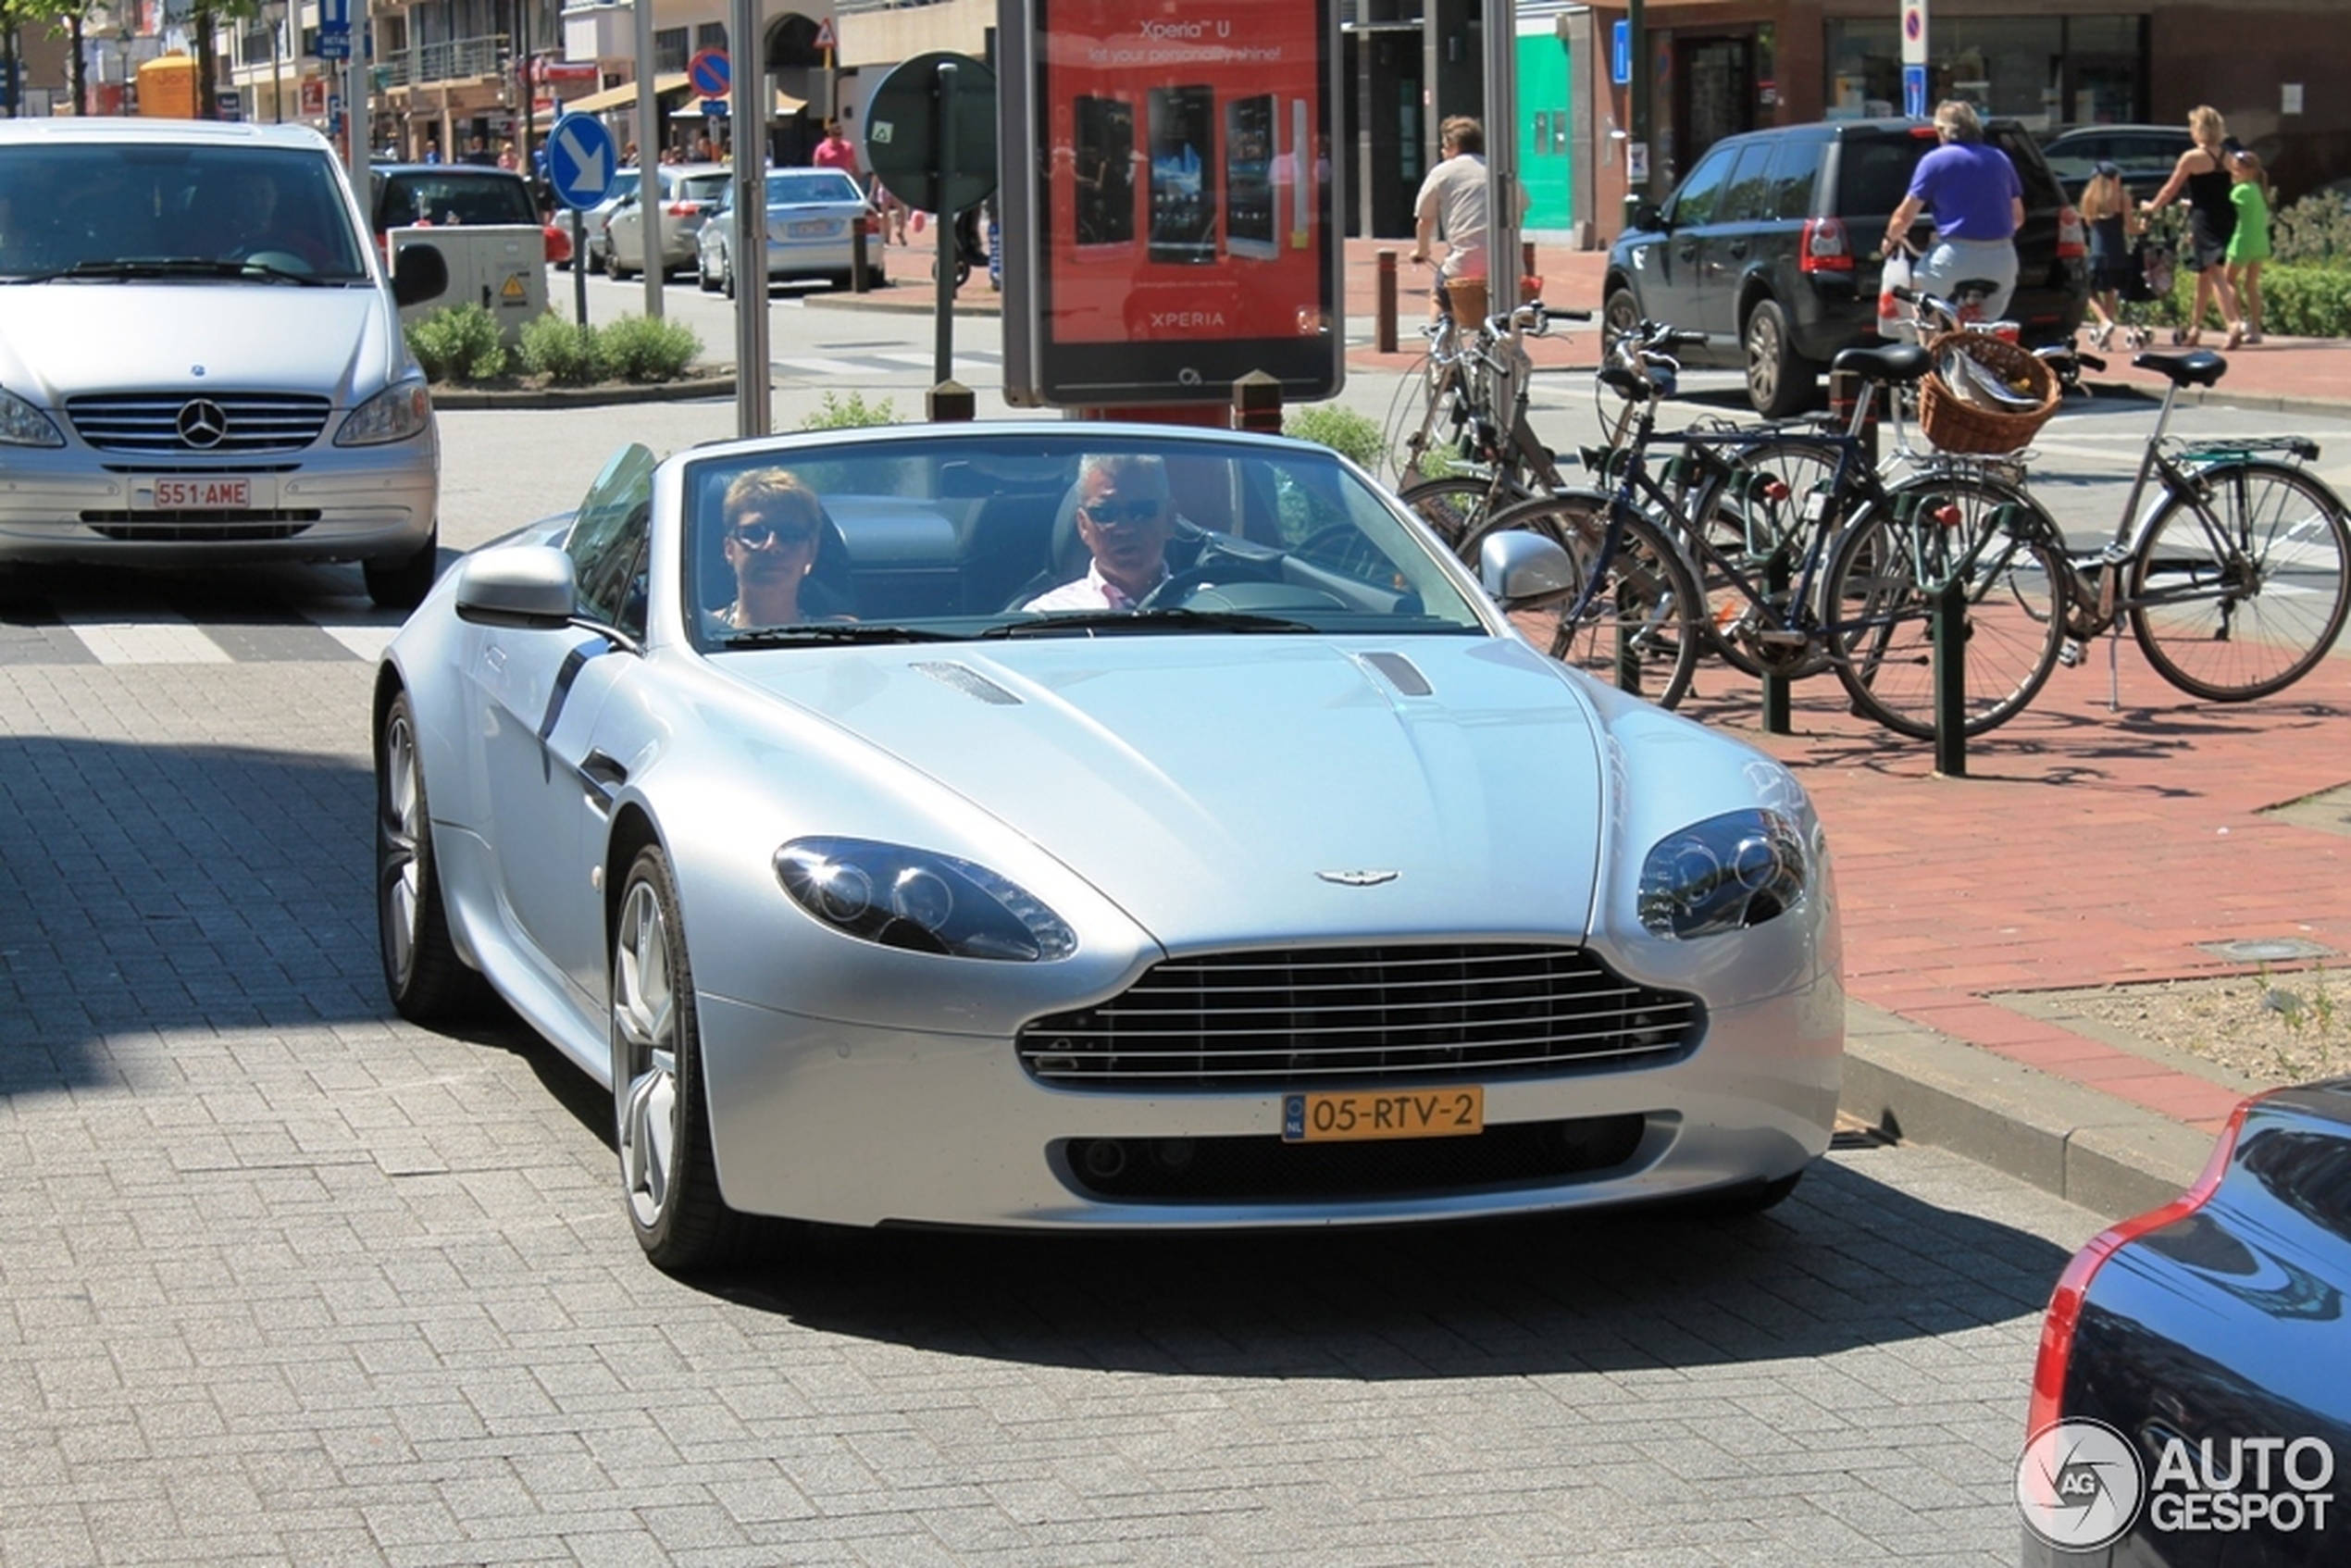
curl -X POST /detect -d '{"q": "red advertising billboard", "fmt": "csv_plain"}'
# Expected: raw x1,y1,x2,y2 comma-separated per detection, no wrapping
1001,0,1341,407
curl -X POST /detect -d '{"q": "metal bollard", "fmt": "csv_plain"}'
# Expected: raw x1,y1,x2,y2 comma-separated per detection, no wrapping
1932,575,1967,777
852,220,869,294
1759,551,1792,734
1376,250,1398,355
927,379,975,423
1231,370,1283,435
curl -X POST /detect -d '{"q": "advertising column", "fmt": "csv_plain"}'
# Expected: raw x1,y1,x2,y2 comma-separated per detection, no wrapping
1000,0,1342,407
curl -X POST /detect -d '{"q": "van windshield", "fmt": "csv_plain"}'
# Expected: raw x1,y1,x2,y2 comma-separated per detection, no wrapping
0,143,370,282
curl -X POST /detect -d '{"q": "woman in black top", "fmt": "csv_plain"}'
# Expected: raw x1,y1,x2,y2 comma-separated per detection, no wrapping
2144,105,2245,347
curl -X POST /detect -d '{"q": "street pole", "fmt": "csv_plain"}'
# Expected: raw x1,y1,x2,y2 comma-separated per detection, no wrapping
932,60,956,389
1483,0,1520,415
729,0,768,435
1625,0,1649,228
268,2,281,122
631,0,662,318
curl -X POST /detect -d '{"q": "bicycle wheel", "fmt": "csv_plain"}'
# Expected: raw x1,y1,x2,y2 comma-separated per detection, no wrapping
1397,472,1528,558
1381,350,1456,485
1464,493,1703,710
2128,460,2351,701
1679,435,1846,678
1824,473,2068,739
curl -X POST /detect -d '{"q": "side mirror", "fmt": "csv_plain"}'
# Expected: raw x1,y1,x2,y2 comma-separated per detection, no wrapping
1479,528,1582,610
1632,198,1665,232
454,545,578,629
391,242,448,307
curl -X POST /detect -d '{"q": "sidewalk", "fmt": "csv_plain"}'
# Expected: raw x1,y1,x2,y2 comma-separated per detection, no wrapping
829,231,2351,1219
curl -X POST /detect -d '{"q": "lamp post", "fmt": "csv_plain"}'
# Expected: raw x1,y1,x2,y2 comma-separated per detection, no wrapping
267,0,284,122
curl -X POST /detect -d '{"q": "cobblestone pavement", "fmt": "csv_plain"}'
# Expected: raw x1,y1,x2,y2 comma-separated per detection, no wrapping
0,616,2101,1568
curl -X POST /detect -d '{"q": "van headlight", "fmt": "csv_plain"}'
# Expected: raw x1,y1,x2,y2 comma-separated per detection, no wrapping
1638,810,1808,940
0,387,64,448
335,377,432,446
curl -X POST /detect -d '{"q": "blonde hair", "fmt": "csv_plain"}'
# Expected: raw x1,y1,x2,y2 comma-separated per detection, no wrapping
2080,170,2128,222
2188,105,2226,149
1933,100,1984,143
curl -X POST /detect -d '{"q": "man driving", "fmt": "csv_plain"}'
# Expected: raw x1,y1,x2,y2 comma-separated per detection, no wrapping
714,468,829,629
1024,454,1176,611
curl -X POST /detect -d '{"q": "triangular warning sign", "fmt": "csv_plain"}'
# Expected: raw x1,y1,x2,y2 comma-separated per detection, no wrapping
812,17,835,48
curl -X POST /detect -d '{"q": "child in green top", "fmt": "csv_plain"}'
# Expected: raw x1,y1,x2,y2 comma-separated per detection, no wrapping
2226,150,2272,344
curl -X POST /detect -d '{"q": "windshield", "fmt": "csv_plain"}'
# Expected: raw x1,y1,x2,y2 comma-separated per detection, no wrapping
769,172,863,206
680,173,731,205
0,142,369,282
679,433,1486,651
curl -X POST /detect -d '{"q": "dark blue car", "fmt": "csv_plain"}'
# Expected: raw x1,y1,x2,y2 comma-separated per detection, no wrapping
2023,1078,2351,1564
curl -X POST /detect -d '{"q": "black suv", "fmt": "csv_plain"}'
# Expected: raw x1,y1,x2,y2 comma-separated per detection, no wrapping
1603,118,2088,416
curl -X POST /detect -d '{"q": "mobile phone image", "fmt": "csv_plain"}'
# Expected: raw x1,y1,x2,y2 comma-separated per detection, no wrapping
1147,84,1217,266
1073,94,1137,253
1223,93,1276,260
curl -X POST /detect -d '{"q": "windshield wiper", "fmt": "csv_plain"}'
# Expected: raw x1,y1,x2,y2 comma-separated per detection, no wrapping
8,258,335,285
718,622,966,647
979,608,1316,638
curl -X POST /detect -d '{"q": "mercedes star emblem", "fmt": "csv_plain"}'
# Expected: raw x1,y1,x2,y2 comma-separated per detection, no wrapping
177,399,230,450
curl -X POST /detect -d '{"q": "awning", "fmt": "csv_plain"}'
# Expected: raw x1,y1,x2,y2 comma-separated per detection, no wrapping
558,73,693,116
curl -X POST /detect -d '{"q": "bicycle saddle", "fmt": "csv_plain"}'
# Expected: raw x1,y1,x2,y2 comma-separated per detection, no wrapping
1829,343,1931,384
2131,350,2226,388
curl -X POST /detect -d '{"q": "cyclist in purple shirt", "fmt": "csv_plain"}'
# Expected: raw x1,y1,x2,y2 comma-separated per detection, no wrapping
1882,100,2025,325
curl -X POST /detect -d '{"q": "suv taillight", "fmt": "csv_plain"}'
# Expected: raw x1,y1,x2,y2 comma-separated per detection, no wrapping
2057,204,2087,261
1800,217,1853,274
2026,1098,2250,1441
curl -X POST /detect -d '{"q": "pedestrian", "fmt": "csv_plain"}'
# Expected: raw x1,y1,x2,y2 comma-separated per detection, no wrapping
2143,106,2245,348
1882,99,2023,325
1410,116,1493,326
2079,160,2138,350
812,120,859,179
496,140,517,171
2226,149,2272,344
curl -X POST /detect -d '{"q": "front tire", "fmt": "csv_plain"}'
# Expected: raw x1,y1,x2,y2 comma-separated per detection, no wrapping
612,845,757,1273
376,691,496,1026
2128,461,2351,701
1743,298,1814,419
365,528,440,610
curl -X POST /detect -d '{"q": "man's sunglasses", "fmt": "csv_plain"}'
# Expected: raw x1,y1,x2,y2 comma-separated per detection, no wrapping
729,519,817,549
1079,498,1165,526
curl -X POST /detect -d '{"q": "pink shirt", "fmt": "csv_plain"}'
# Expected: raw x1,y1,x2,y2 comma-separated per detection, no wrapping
812,138,859,177
1022,562,1167,612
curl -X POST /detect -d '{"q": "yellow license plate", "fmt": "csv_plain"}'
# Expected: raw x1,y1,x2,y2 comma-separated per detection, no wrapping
1282,1087,1484,1143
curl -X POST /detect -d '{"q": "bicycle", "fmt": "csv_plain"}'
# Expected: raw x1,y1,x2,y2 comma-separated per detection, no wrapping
1923,348,2351,704
1465,319,2074,738
1387,302,1588,552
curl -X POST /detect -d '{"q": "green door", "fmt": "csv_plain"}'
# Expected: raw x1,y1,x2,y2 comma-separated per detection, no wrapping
1518,29,1574,232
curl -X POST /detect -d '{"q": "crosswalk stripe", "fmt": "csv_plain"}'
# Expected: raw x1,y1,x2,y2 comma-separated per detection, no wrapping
65,616,235,665
318,624,400,662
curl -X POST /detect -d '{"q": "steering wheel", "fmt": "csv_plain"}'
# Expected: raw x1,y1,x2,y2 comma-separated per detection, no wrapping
1134,563,1226,611
1292,524,1391,582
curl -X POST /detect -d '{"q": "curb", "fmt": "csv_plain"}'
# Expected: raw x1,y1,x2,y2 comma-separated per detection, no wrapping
1837,1001,2214,1222
804,291,1004,317
430,373,736,411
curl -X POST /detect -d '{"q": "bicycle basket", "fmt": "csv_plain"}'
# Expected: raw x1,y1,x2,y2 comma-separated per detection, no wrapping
1916,331,2061,455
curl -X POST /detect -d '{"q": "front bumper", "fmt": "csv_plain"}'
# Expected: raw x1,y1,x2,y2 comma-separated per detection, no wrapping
0,433,438,568
697,974,1844,1230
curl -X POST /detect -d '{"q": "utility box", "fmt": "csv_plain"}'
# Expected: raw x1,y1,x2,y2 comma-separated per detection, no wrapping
390,226,547,347
136,55,199,118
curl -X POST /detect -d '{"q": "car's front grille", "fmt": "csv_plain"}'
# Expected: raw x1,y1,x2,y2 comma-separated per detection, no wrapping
82,515,318,540
1018,944,1702,1090
1056,1114,1654,1202
66,393,331,454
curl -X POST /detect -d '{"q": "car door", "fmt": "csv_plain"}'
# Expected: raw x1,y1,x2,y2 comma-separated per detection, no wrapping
471,444,659,1009
1639,143,1737,337
1691,140,1776,342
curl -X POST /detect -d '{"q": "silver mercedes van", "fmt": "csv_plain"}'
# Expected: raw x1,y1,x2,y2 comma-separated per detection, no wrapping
0,119,451,606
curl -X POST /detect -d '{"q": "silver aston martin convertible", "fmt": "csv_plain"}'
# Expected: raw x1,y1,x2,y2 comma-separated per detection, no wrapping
373,424,1844,1273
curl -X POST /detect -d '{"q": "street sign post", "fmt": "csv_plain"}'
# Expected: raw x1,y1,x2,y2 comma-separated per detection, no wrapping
547,112,618,327
688,48,729,101
864,51,997,218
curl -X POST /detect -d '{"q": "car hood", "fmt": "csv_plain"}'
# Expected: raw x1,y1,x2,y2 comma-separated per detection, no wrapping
0,282,396,405
728,637,1608,946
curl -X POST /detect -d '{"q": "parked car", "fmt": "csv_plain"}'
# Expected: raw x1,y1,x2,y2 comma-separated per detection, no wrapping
372,423,1847,1273
571,168,641,274
368,162,570,268
2038,123,2195,204
2022,1077,2351,1564
694,168,885,296
1604,118,2089,416
0,119,449,607
601,162,729,280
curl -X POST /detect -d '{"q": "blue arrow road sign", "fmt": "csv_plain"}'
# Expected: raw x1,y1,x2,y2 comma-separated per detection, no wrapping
547,114,619,210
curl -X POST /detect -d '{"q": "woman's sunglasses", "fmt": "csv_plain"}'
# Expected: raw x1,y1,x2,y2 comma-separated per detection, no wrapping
729,518,817,550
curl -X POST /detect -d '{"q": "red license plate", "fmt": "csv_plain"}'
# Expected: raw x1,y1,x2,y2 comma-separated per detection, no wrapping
150,477,252,509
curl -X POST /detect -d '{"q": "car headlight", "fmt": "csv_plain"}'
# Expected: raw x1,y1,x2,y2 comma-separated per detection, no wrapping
775,837,1076,961
334,376,432,446
0,387,64,448
1638,809,1807,940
